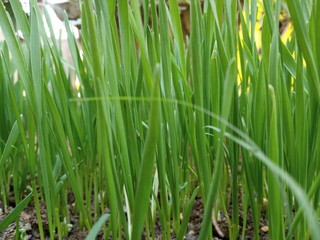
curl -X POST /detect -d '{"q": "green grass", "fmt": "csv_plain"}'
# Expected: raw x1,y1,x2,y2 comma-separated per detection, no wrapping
0,0,320,239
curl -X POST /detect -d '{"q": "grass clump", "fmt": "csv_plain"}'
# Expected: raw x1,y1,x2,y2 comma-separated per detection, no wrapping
0,0,320,239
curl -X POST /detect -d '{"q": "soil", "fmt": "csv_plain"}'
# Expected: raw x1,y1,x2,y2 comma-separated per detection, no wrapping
0,192,269,240
0,196,93,240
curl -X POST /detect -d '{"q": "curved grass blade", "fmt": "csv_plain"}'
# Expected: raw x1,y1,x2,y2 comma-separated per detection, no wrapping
131,67,160,240
72,93,320,239
0,121,19,169
0,1,33,106
176,187,200,240
199,58,236,239
85,214,110,240
0,189,33,232
10,0,30,46
286,0,320,99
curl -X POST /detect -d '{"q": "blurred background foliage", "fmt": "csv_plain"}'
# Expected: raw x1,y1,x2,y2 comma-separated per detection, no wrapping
1,0,293,44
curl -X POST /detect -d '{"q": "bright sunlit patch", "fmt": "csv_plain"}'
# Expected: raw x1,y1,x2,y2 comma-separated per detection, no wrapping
46,0,71,4
280,13,293,43
43,5,79,40
22,90,26,97
75,77,81,90
20,0,30,14
291,76,295,91
281,23,293,43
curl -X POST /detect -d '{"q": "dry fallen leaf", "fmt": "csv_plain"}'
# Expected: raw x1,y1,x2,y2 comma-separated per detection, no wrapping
261,226,269,232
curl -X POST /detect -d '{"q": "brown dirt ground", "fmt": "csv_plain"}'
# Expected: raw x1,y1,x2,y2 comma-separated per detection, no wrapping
0,193,269,240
